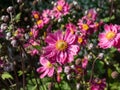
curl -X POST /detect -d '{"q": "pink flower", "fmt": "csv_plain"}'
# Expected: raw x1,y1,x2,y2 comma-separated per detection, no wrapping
98,24,120,49
43,29,79,64
90,78,106,90
77,16,95,35
32,11,40,19
82,57,88,69
86,9,97,21
37,57,55,78
66,23,77,34
53,0,70,19
29,28,39,39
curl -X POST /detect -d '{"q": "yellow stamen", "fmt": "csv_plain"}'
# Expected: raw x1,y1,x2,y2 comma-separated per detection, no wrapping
34,14,39,19
29,31,33,36
106,31,116,40
57,5,63,11
78,37,83,44
46,61,53,68
37,20,43,25
55,40,67,51
82,24,89,31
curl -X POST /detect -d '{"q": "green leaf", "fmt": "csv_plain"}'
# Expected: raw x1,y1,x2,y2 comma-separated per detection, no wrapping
15,13,21,22
101,15,115,23
31,85,37,90
108,68,112,78
1,72,13,80
18,70,26,76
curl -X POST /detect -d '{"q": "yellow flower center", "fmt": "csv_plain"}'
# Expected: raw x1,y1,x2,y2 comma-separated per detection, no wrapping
34,14,39,19
29,31,33,36
77,68,83,74
57,5,63,11
82,24,89,31
106,31,116,40
70,28,75,34
78,37,83,44
55,40,67,51
46,61,53,68
88,13,92,18
37,20,43,25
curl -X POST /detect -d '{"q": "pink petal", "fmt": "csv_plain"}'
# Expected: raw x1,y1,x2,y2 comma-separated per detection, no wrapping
40,69,49,78
37,67,46,73
48,68,54,77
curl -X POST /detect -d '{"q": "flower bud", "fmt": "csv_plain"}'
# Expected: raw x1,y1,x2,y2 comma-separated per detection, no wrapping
67,74,72,80
17,0,23,4
75,58,81,65
64,66,70,74
0,23,7,30
7,6,14,13
87,43,93,50
98,53,104,59
111,71,119,79
76,83,80,90
11,39,17,47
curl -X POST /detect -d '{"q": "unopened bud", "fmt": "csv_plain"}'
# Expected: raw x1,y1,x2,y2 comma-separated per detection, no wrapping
98,53,104,59
7,6,14,13
111,71,119,79
76,83,80,90
64,66,70,74
67,74,72,80
75,58,81,65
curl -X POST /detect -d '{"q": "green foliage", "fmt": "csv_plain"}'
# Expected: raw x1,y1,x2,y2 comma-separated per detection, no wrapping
1,72,13,80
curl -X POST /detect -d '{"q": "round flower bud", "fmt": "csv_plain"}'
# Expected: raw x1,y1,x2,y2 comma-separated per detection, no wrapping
7,6,14,13
17,0,23,4
75,58,81,65
0,23,7,30
111,71,119,79
64,66,70,74
87,43,93,50
67,74,72,80
76,83,80,90
11,39,17,47
98,53,104,59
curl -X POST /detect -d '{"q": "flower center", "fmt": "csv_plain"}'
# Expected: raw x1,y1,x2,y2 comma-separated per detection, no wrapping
57,5,63,11
78,37,83,44
82,24,89,30
70,28,75,34
106,31,116,40
29,31,33,36
46,61,53,68
37,20,43,25
34,14,39,19
55,40,67,51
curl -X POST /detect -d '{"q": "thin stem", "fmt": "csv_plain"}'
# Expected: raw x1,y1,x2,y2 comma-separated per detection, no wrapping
89,57,98,83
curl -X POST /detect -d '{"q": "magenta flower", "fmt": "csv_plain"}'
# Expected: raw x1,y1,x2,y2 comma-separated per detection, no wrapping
29,28,39,39
77,16,95,35
66,23,77,34
98,24,120,49
37,57,55,78
82,57,88,69
53,0,70,19
32,11,40,19
86,9,97,21
43,30,79,64
90,78,106,90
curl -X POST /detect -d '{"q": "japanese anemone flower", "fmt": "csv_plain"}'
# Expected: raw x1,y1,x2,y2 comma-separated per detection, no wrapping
98,24,120,49
43,30,80,64
53,0,70,19
37,57,55,78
